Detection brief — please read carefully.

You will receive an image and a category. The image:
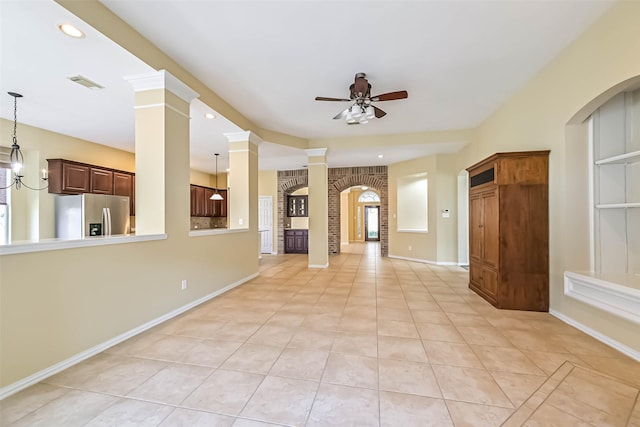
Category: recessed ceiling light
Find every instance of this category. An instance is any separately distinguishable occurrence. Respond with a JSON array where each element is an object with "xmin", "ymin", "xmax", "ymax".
[
  {"xmin": 58, "ymin": 23, "xmax": 85, "ymax": 38},
  {"xmin": 378, "ymin": 154, "xmax": 383, "ymax": 159},
  {"xmin": 205, "ymin": 113, "xmax": 215, "ymax": 119},
  {"xmin": 68, "ymin": 75, "xmax": 104, "ymax": 90}
]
